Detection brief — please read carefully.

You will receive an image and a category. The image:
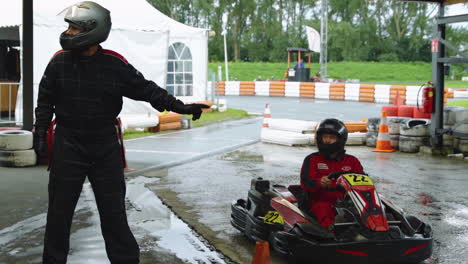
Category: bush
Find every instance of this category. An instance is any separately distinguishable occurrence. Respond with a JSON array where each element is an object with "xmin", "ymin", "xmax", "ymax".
[{"xmin": 378, "ymin": 53, "xmax": 399, "ymax": 62}]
